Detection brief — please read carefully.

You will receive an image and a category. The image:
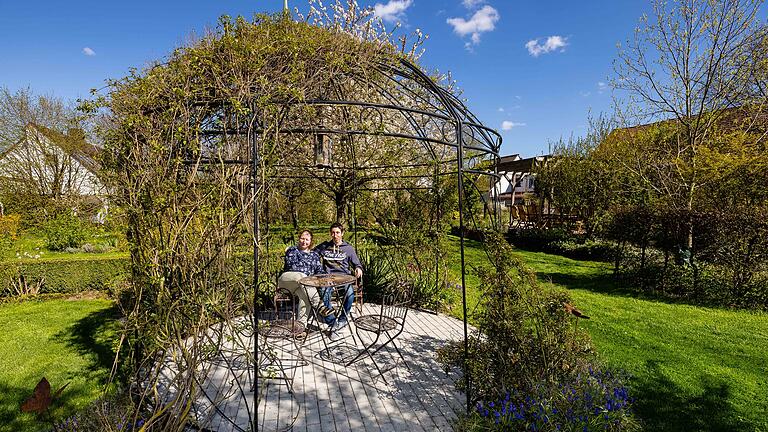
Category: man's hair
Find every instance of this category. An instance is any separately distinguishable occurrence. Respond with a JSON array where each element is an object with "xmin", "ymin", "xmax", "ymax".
[{"xmin": 330, "ymin": 222, "xmax": 344, "ymax": 232}]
